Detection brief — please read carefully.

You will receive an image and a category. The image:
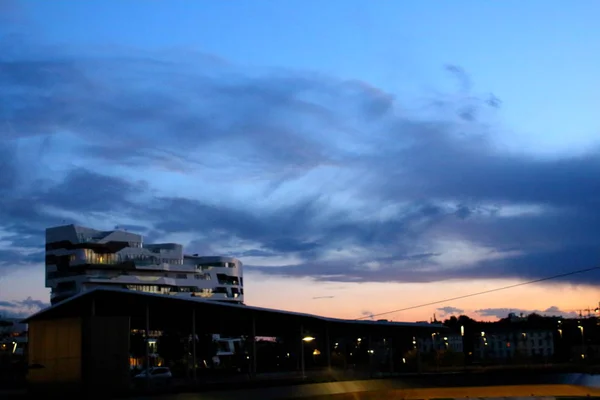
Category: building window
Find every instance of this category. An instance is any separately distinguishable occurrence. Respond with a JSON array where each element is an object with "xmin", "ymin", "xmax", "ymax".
[
  {"xmin": 83, "ymin": 249, "xmax": 118, "ymax": 265},
  {"xmin": 196, "ymin": 262, "xmax": 231, "ymax": 269},
  {"xmin": 217, "ymin": 273, "xmax": 239, "ymax": 285},
  {"xmin": 196, "ymin": 288, "xmax": 213, "ymax": 298},
  {"xmin": 213, "ymin": 287, "xmax": 229, "ymax": 296},
  {"xmin": 126, "ymin": 284, "xmax": 170, "ymax": 294}
]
